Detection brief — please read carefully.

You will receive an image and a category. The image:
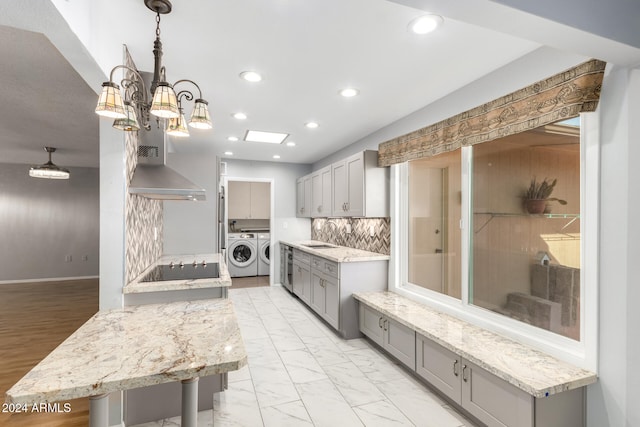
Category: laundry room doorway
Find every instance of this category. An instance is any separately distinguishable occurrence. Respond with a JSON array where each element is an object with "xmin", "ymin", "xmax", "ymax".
[{"xmin": 223, "ymin": 177, "xmax": 273, "ymax": 288}]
